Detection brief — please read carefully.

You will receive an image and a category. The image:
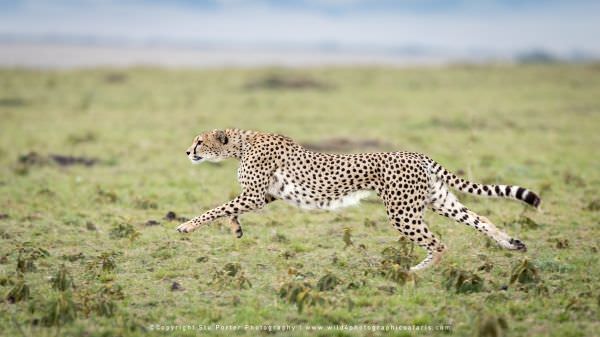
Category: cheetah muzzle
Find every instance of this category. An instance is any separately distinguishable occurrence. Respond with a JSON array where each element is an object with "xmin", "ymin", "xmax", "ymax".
[{"xmin": 179, "ymin": 129, "xmax": 540, "ymax": 271}]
